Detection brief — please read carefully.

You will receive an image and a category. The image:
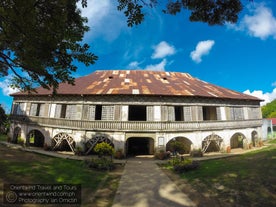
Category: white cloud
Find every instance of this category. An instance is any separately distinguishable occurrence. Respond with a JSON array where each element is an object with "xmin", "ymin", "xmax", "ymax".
[
  {"xmin": 243, "ymin": 88, "xmax": 276, "ymax": 106},
  {"xmin": 145, "ymin": 59, "xmax": 167, "ymax": 71},
  {"xmin": 190, "ymin": 40, "xmax": 215, "ymax": 63},
  {"xmin": 0, "ymin": 77, "xmax": 19, "ymax": 96},
  {"xmin": 229, "ymin": 4, "xmax": 276, "ymax": 40},
  {"xmin": 128, "ymin": 61, "xmax": 141, "ymax": 69},
  {"xmin": 78, "ymin": 0, "xmax": 126, "ymax": 41},
  {"xmin": 151, "ymin": 41, "xmax": 176, "ymax": 59}
]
